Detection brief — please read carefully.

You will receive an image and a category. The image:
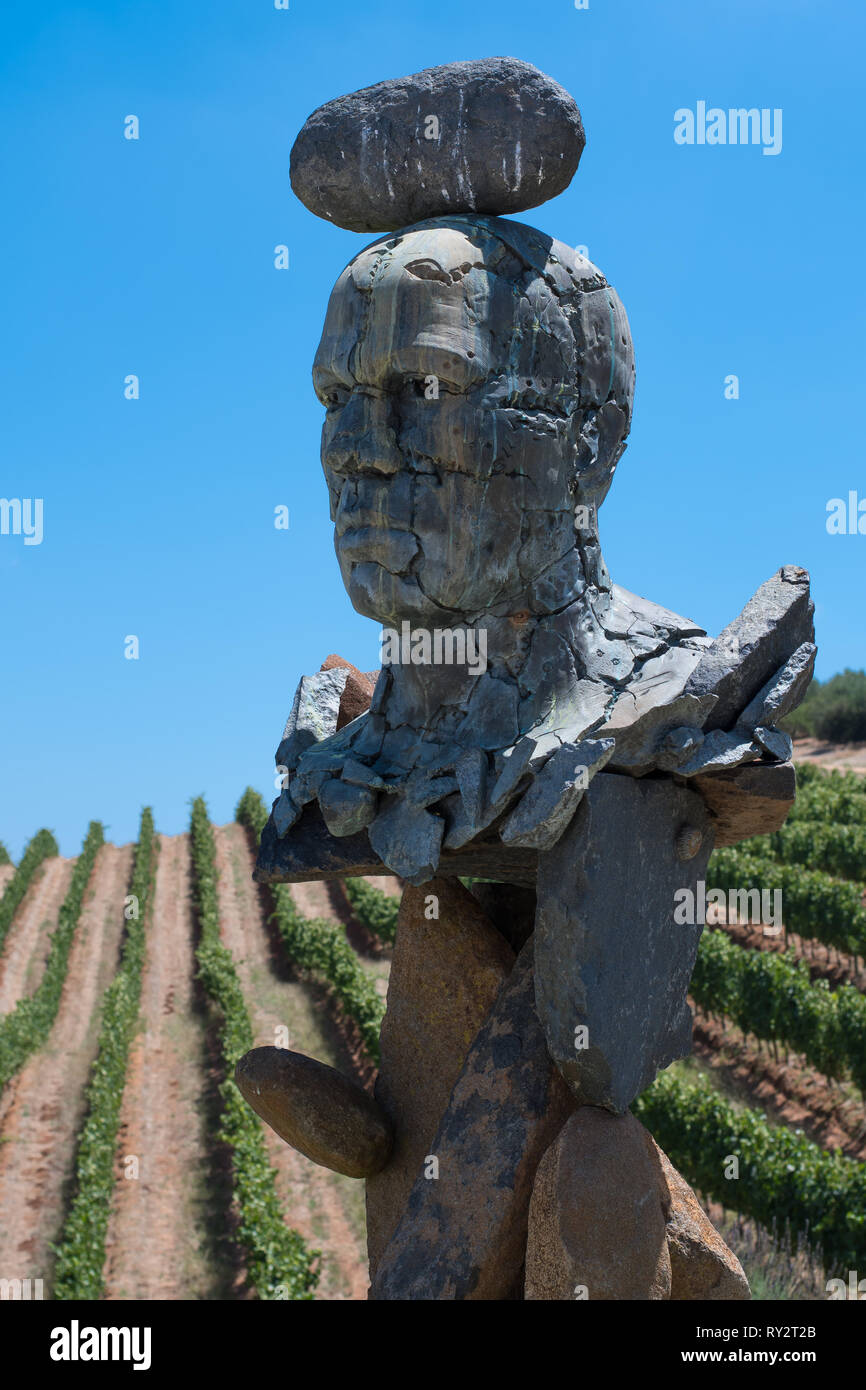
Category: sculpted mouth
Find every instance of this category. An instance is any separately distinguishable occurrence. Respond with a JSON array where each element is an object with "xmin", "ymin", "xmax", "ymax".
[{"xmin": 336, "ymin": 526, "xmax": 419, "ymax": 572}]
